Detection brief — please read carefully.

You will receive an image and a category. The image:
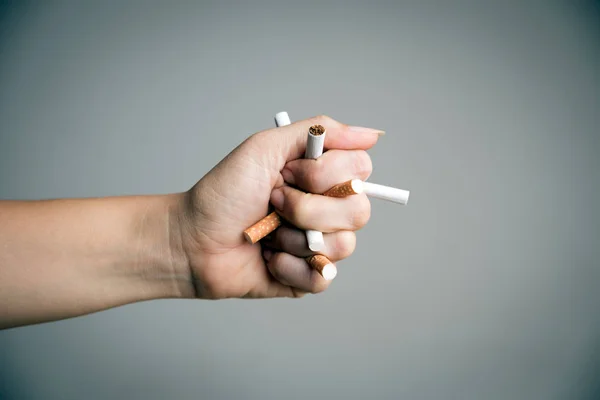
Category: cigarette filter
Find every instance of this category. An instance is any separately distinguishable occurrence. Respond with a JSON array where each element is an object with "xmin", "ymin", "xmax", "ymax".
[
  {"xmin": 322, "ymin": 179, "xmax": 364, "ymax": 197},
  {"xmin": 306, "ymin": 254, "xmax": 337, "ymax": 281},
  {"xmin": 243, "ymin": 211, "xmax": 281, "ymax": 244}
]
